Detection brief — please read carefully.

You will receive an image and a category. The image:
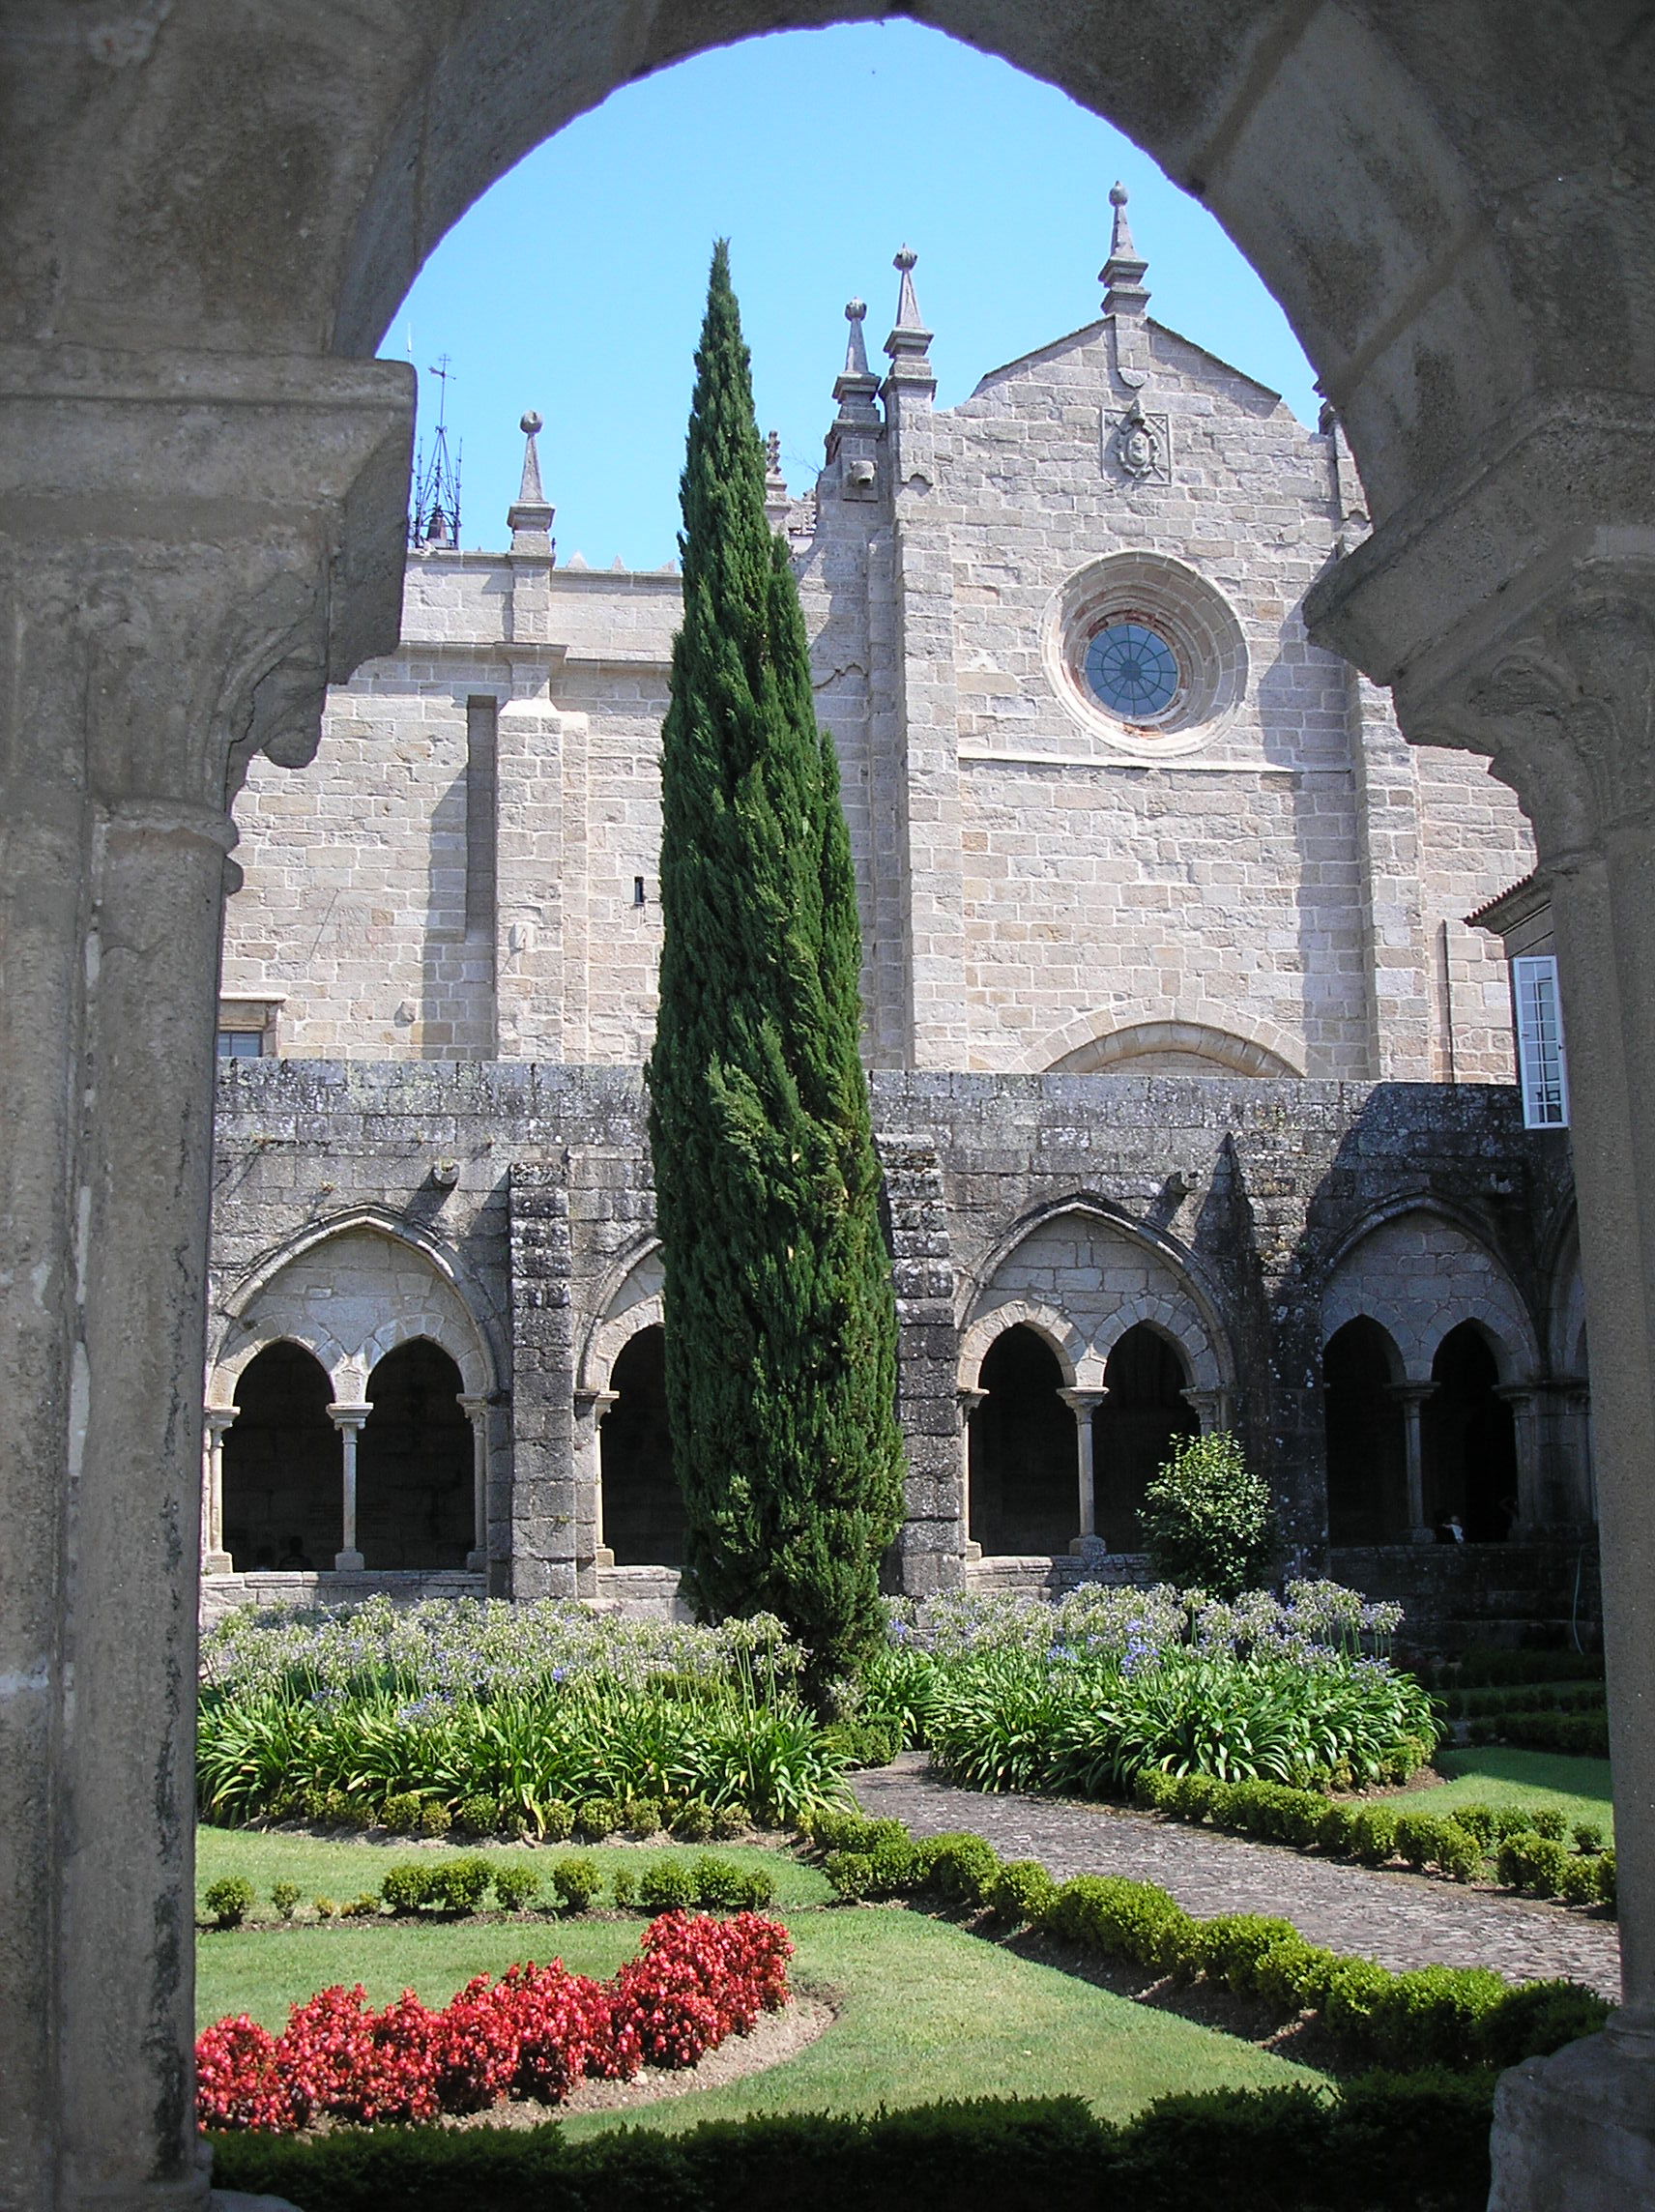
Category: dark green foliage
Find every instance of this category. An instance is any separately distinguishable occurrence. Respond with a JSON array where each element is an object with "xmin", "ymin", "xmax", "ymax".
[
  {"xmin": 1573, "ymin": 1819, "xmax": 1605, "ymax": 1855},
  {"xmin": 380, "ymin": 1790, "xmax": 424, "ymax": 1835},
  {"xmin": 647, "ymin": 242, "xmax": 905, "ymax": 1696},
  {"xmin": 1136, "ymin": 1431, "xmax": 1275, "ymax": 1598},
  {"xmin": 203, "ymin": 1876, "xmax": 255, "ymax": 1929},
  {"xmin": 1197, "ymin": 1915, "xmax": 1301, "ymax": 1997},
  {"xmin": 454, "ymin": 1793, "xmax": 500, "ymax": 1837},
  {"xmin": 915, "ymin": 1831, "xmax": 1001, "ymax": 1906},
  {"xmin": 1346, "ymin": 1805, "xmax": 1400, "ymax": 1866},
  {"xmin": 639, "ymin": 1857, "xmax": 699, "ymax": 1913},
  {"xmin": 211, "ymin": 2077, "xmax": 1498, "ymax": 2212},
  {"xmin": 493, "ymin": 1864, "xmax": 540, "ymax": 1912},
  {"xmin": 573, "ymin": 1797, "xmax": 623, "ymax": 1842},
  {"xmin": 609, "ymin": 1864, "xmax": 637, "ymax": 1911},
  {"xmin": 1476, "ymin": 1978, "xmax": 1611, "ymax": 2068},
  {"xmin": 380, "ymin": 1855, "xmax": 494, "ymax": 1917},
  {"xmin": 669, "ymin": 1797, "xmax": 716, "ymax": 1842},
  {"xmin": 986, "ymin": 1859, "xmax": 1060, "ymax": 1926},
  {"xmin": 548, "ymin": 1855, "xmax": 606, "ymax": 1914}
]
